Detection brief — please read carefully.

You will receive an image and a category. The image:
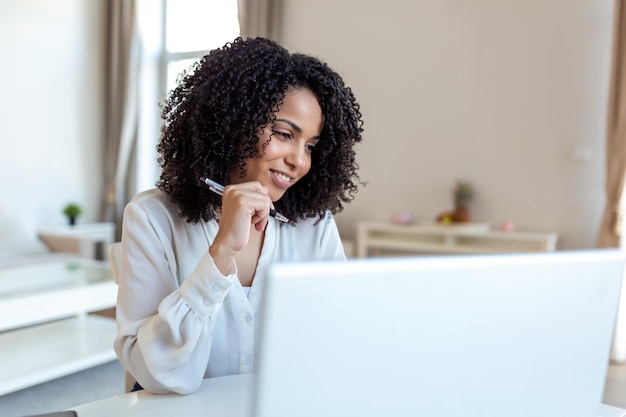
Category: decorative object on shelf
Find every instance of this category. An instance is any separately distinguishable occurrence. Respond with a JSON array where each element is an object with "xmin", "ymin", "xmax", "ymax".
[
  {"xmin": 452, "ymin": 180, "xmax": 474, "ymax": 222},
  {"xmin": 436, "ymin": 180, "xmax": 475, "ymax": 224},
  {"xmin": 63, "ymin": 203, "xmax": 83, "ymax": 226},
  {"xmin": 436, "ymin": 210, "xmax": 454, "ymax": 224},
  {"xmin": 499, "ymin": 220, "xmax": 516, "ymax": 232},
  {"xmin": 390, "ymin": 210, "xmax": 415, "ymax": 225}
]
